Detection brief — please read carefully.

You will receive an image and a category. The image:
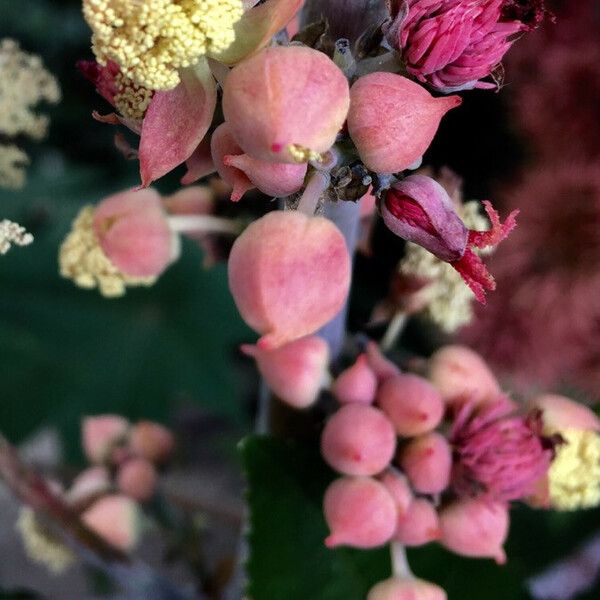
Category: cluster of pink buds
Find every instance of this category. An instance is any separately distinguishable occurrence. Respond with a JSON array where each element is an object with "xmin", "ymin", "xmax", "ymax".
[{"xmin": 321, "ymin": 343, "xmax": 600, "ymax": 595}]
